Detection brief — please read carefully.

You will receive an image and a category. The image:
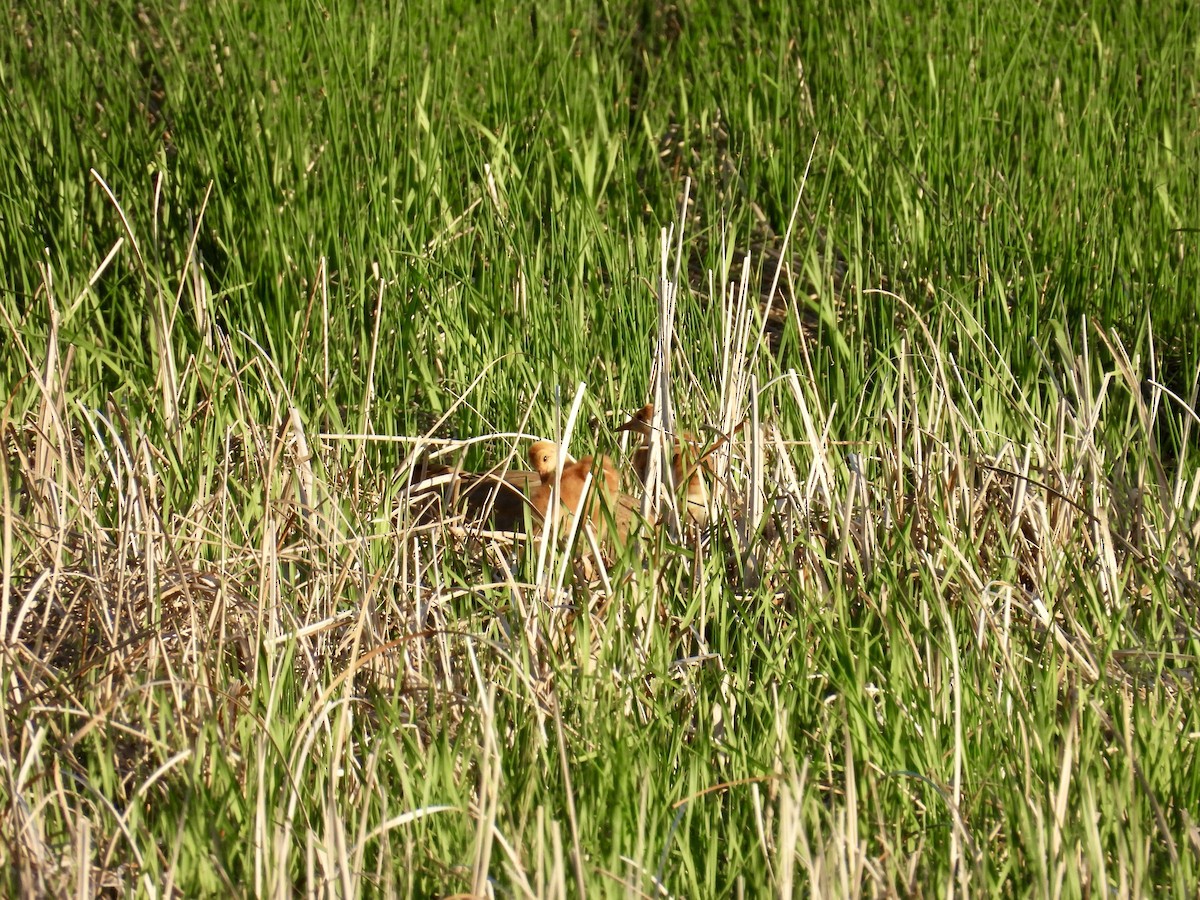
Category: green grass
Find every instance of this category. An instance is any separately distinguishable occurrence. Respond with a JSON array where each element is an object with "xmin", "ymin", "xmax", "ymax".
[{"xmin": 2, "ymin": 0, "xmax": 1199, "ymax": 895}]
